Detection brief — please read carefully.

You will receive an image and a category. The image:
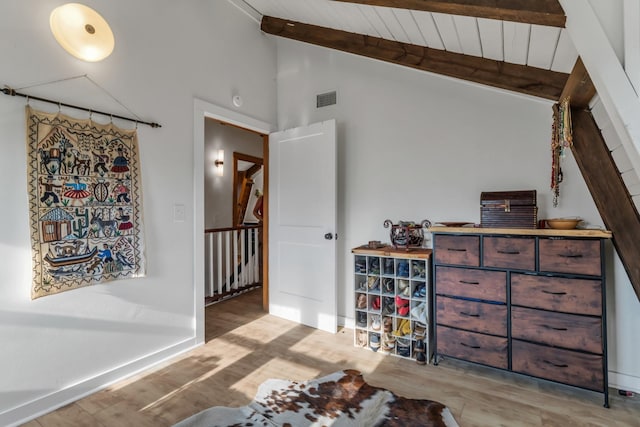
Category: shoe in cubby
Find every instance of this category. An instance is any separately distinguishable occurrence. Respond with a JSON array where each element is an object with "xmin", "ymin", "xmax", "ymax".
[
  {"xmin": 396, "ymin": 259, "xmax": 409, "ymax": 277},
  {"xmin": 382, "ymin": 277, "xmax": 394, "ymax": 294},
  {"xmin": 382, "ymin": 297, "xmax": 395, "ymax": 316},
  {"xmin": 356, "ymin": 293, "xmax": 367, "ymax": 310},
  {"xmin": 396, "ymin": 337, "xmax": 411, "ymax": 358},
  {"xmin": 355, "ymin": 256, "xmax": 367, "ymax": 274},
  {"xmin": 369, "ymin": 333, "xmax": 380, "ymax": 352},
  {"xmin": 382, "ymin": 257, "xmax": 394, "ymax": 276},
  {"xmin": 383, "ymin": 316, "xmax": 393, "ymax": 333},
  {"xmin": 381, "ymin": 333, "xmax": 396, "ymax": 353},
  {"xmin": 355, "ymin": 329, "xmax": 367, "ymax": 347},
  {"xmin": 414, "ymin": 339, "xmax": 427, "ymax": 365},
  {"xmin": 393, "ymin": 318, "xmax": 412, "ymax": 337},
  {"xmin": 367, "ymin": 276, "xmax": 380, "ymax": 292},
  {"xmin": 370, "ymin": 314, "xmax": 382, "ymax": 331},
  {"xmin": 395, "ymin": 295, "xmax": 410, "ymax": 317},
  {"xmin": 397, "ymin": 279, "xmax": 410, "ymax": 296},
  {"xmin": 413, "ymin": 321, "xmax": 427, "ymax": 340},
  {"xmin": 368, "ymin": 257, "xmax": 380, "ymax": 275},
  {"xmin": 410, "ymin": 301, "xmax": 427, "ymax": 323},
  {"xmin": 412, "ymin": 282, "xmax": 426, "ymax": 299},
  {"xmin": 356, "ymin": 311, "xmax": 367, "ymax": 328},
  {"xmin": 369, "ymin": 295, "xmax": 381, "ymax": 311},
  {"xmin": 355, "ymin": 276, "xmax": 367, "ymax": 291},
  {"xmin": 411, "ymin": 260, "xmax": 426, "ymax": 279}
]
